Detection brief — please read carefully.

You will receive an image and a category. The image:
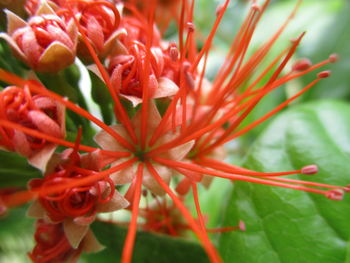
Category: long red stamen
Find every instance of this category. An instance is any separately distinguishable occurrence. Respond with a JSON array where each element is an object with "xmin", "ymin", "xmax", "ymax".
[
  {"xmin": 121, "ymin": 163, "xmax": 144, "ymax": 263},
  {"xmin": 146, "ymin": 162, "xmax": 222, "ymax": 263},
  {"xmin": 154, "ymin": 158, "xmax": 346, "ymax": 198},
  {"xmin": 0, "ymin": 119, "xmax": 129, "ymax": 158}
]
